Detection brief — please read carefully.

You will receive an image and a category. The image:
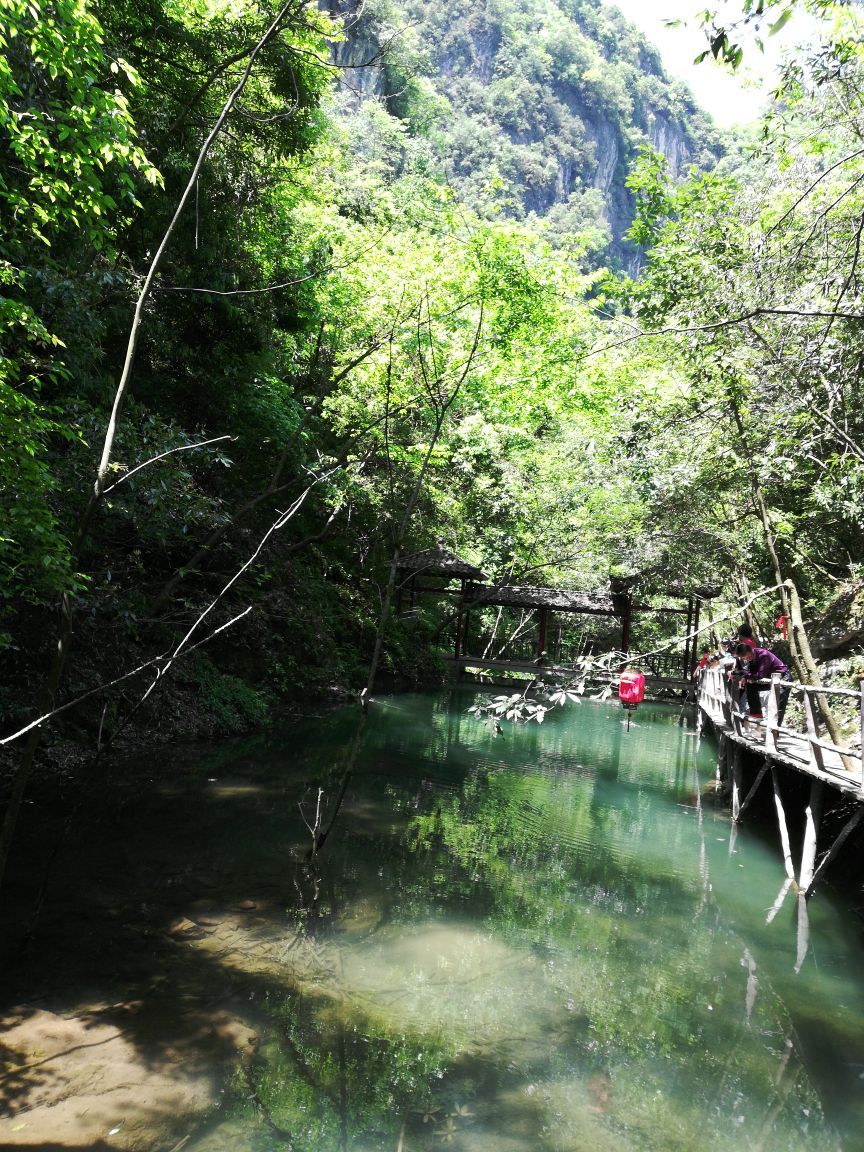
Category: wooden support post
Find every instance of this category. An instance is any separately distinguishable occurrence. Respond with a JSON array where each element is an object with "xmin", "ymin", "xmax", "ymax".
[
  {"xmin": 798, "ymin": 779, "xmax": 824, "ymax": 893},
  {"xmin": 771, "ymin": 766, "xmax": 796, "ymax": 883},
  {"xmin": 453, "ymin": 578, "xmax": 465, "ymax": 661},
  {"xmin": 717, "ymin": 734, "xmax": 728, "ymax": 790},
  {"xmin": 620, "ymin": 594, "xmax": 632, "ymax": 658},
  {"xmin": 805, "ymin": 805, "xmax": 864, "ymax": 897},
  {"xmin": 801, "ymin": 690, "xmax": 825, "ymax": 773},
  {"xmin": 766, "ymin": 877, "xmax": 793, "ymax": 924},
  {"xmin": 737, "ymin": 762, "xmax": 770, "ymax": 822},
  {"xmin": 683, "ymin": 595, "xmax": 694, "ymax": 679},
  {"xmin": 731, "ymin": 744, "xmax": 744, "ymax": 822},
  {"xmin": 795, "ymin": 892, "xmax": 811, "ymax": 974},
  {"xmin": 721, "ymin": 673, "xmax": 734, "ymax": 729},
  {"xmin": 764, "ymin": 675, "xmax": 780, "ymax": 754},
  {"xmin": 409, "ymin": 573, "xmax": 416, "ymax": 610},
  {"xmin": 463, "ymin": 607, "xmax": 471, "ymax": 660},
  {"xmin": 690, "ymin": 597, "xmax": 702, "ymax": 677},
  {"xmin": 537, "ymin": 607, "xmax": 548, "ymax": 660}
]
